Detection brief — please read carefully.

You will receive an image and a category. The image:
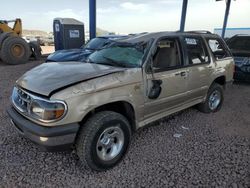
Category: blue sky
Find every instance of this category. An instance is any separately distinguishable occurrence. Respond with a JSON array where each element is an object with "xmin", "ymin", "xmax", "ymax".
[{"xmin": 2, "ymin": 0, "xmax": 250, "ymax": 33}]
